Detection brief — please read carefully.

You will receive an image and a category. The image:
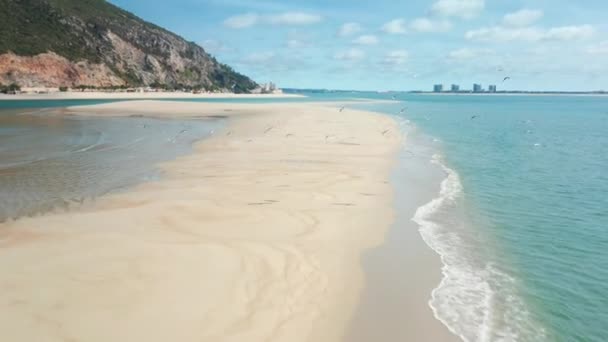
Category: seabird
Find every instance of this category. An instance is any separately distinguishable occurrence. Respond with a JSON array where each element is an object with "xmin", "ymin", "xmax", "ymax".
[
  {"xmin": 400, "ymin": 107, "xmax": 407, "ymax": 113},
  {"xmin": 471, "ymin": 115, "xmax": 478, "ymax": 120},
  {"xmin": 503, "ymin": 76, "xmax": 511, "ymax": 83},
  {"xmin": 339, "ymin": 106, "xmax": 345, "ymax": 112}
]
